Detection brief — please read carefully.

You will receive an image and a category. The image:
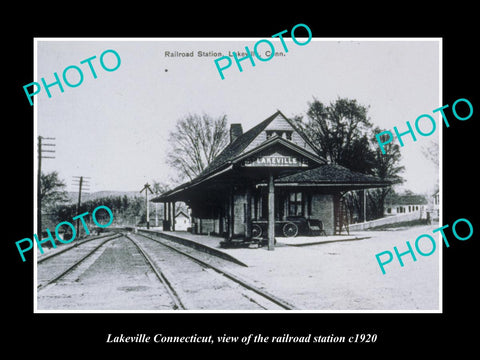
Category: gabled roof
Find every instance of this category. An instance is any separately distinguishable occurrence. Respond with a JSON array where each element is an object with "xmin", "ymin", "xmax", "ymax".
[
  {"xmin": 198, "ymin": 110, "xmax": 323, "ymax": 179},
  {"xmin": 152, "ymin": 134, "xmax": 325, "ymax": 202},
  {"xmin": 175, "ymin": 210, "xmax": 189, "ymax": 218},
  {"xmin": 232, "ymin": 133, "xmax": 325, "ymax": 167},
  {"xmin": 197, "ymin": 113, "xmax": 277, "ymax": 178}
]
